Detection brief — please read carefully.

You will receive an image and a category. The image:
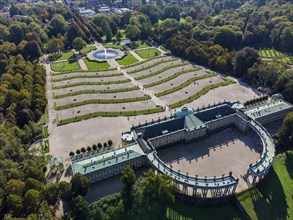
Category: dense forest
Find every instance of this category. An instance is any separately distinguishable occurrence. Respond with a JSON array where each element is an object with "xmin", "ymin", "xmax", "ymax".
[{"xmin": 0, "ymin": 0, "xmax": 292, "ymax": 218}]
